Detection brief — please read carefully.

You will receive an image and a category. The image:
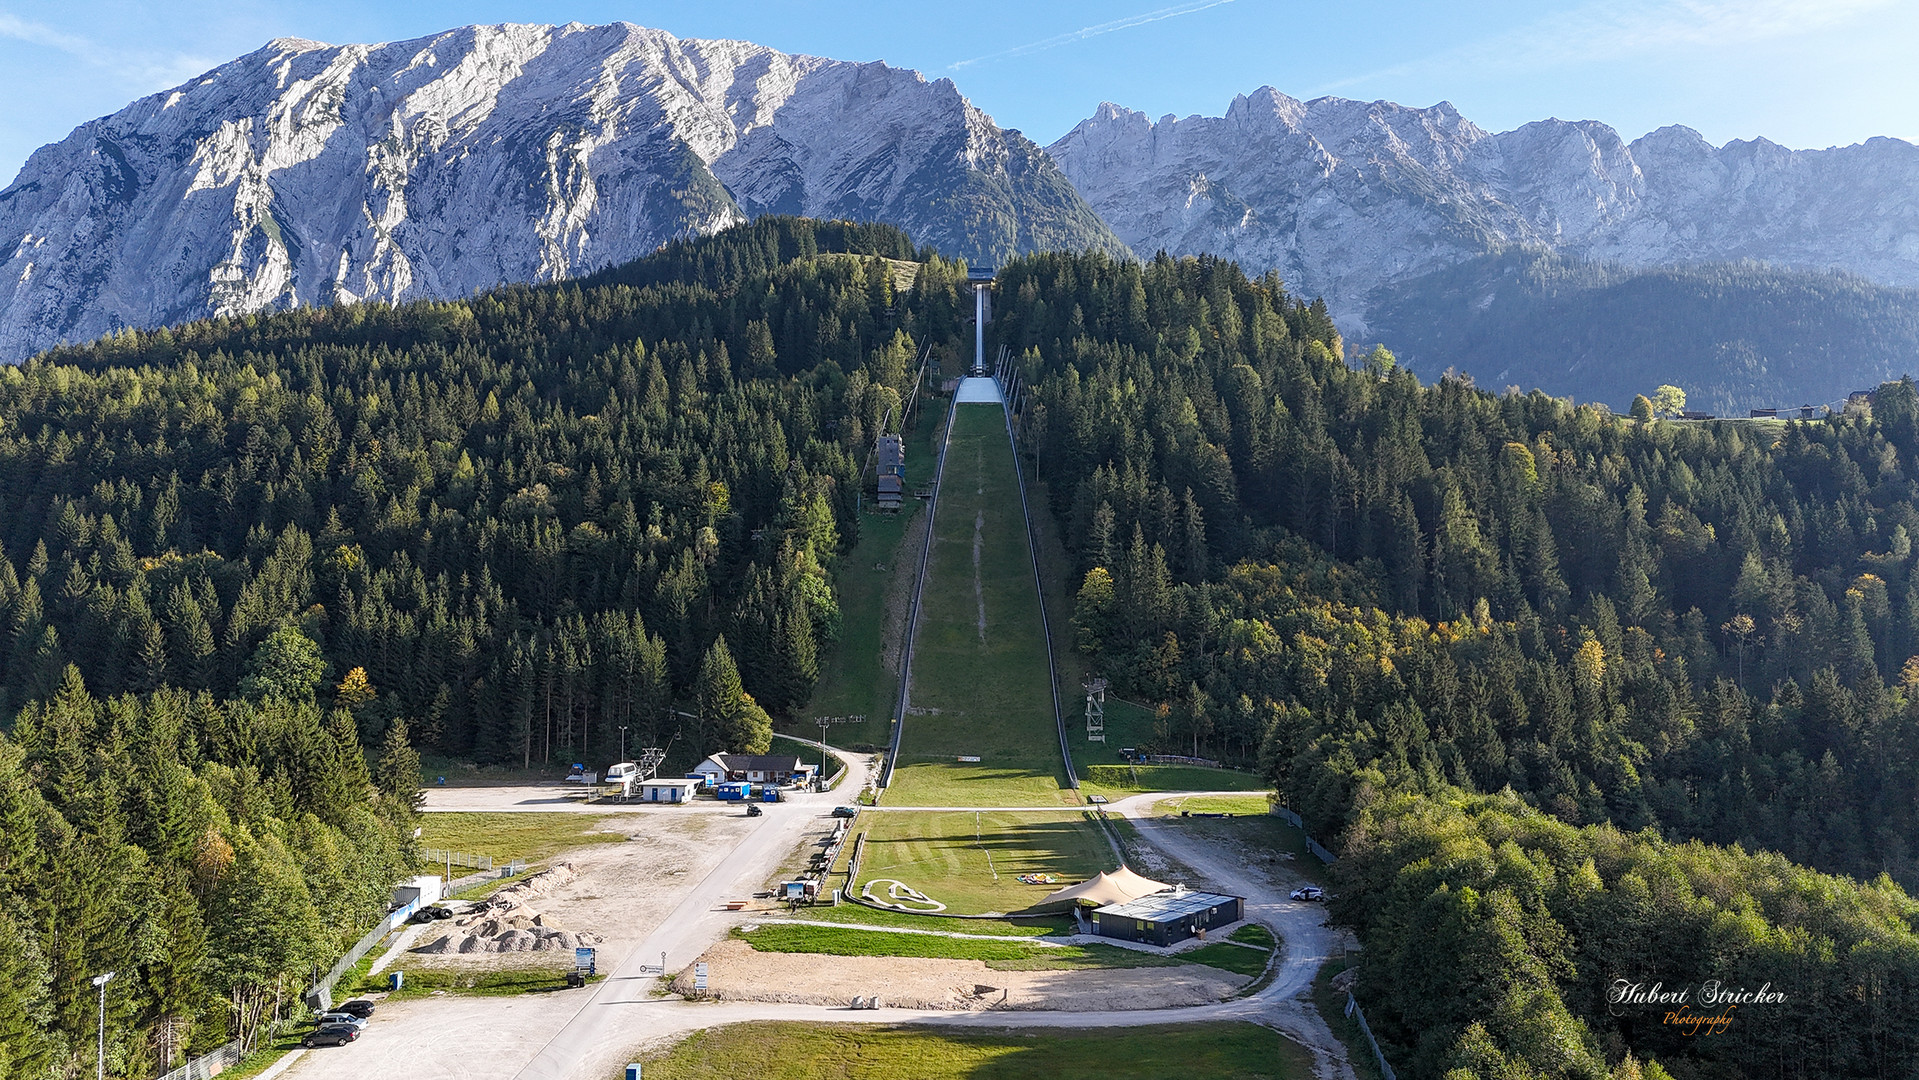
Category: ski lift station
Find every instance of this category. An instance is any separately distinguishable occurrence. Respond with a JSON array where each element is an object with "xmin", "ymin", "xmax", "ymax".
[{"xmin": 638, "ymin": 778, "xmax": 700, "ymax": 803}]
